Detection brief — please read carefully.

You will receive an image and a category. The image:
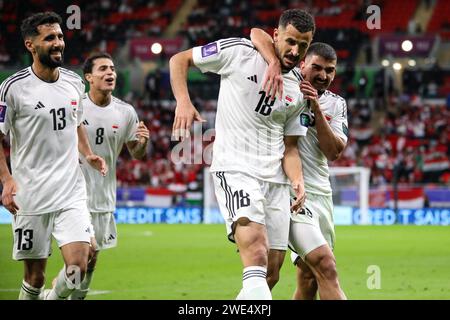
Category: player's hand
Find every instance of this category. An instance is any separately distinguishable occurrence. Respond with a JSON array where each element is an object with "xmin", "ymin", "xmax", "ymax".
[
  {"xmin": 300, "ymin": 81, "xmax": 320, "ymax": 112},
  {"xmin": 290, "ymin": 181, "xmax": 306, "ymax": 213},
  {"xmin": 86, "ymin": 155, "xmax": 108, "ymax": 176},
  {"xmin": 172, "ymin": 101, "xmax": 205, "ymax": 141},
  {"xmin": 263, "ymin": 60, "xmax": 283, "ymax": 100},
  {"xmin": 1, "ymin": 176, "xmax": 19, "ymax": 215},
  {"xmin": 136, "ymin": 121, "xmax": 150, "ymax": 145}
]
